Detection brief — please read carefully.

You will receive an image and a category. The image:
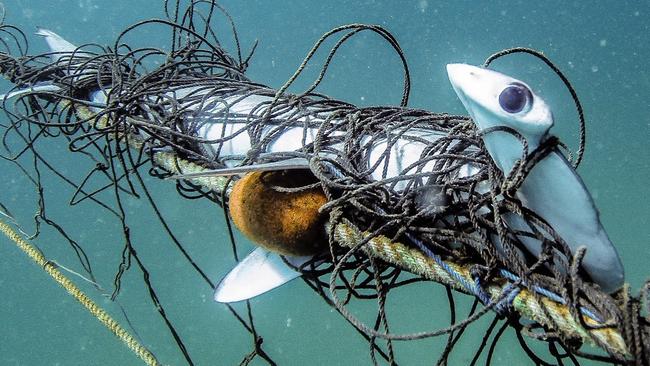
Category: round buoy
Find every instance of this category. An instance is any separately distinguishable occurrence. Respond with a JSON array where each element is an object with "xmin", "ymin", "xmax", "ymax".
[{"xmin": 228, "ymin": 170, "xmax": 328, "ymax": 256}]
